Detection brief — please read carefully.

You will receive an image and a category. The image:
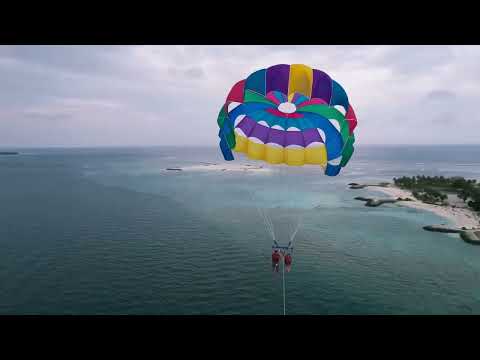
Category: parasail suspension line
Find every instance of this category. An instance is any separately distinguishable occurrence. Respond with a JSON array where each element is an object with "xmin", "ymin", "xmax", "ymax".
[{"xmin": 282, "ymin": 253, "xmax": 286, "ymax": 316}]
